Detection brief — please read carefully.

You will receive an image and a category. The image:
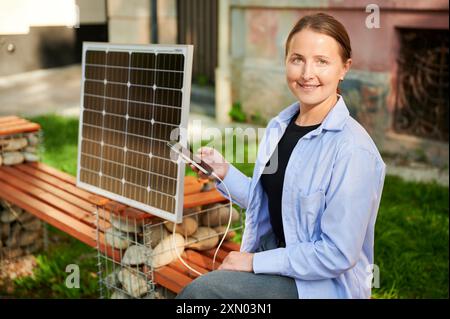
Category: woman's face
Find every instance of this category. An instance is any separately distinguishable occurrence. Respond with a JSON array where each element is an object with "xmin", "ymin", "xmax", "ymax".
[{"xmin": 286, "ymin": 28, "xmax": 351, "ymax": 108}]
